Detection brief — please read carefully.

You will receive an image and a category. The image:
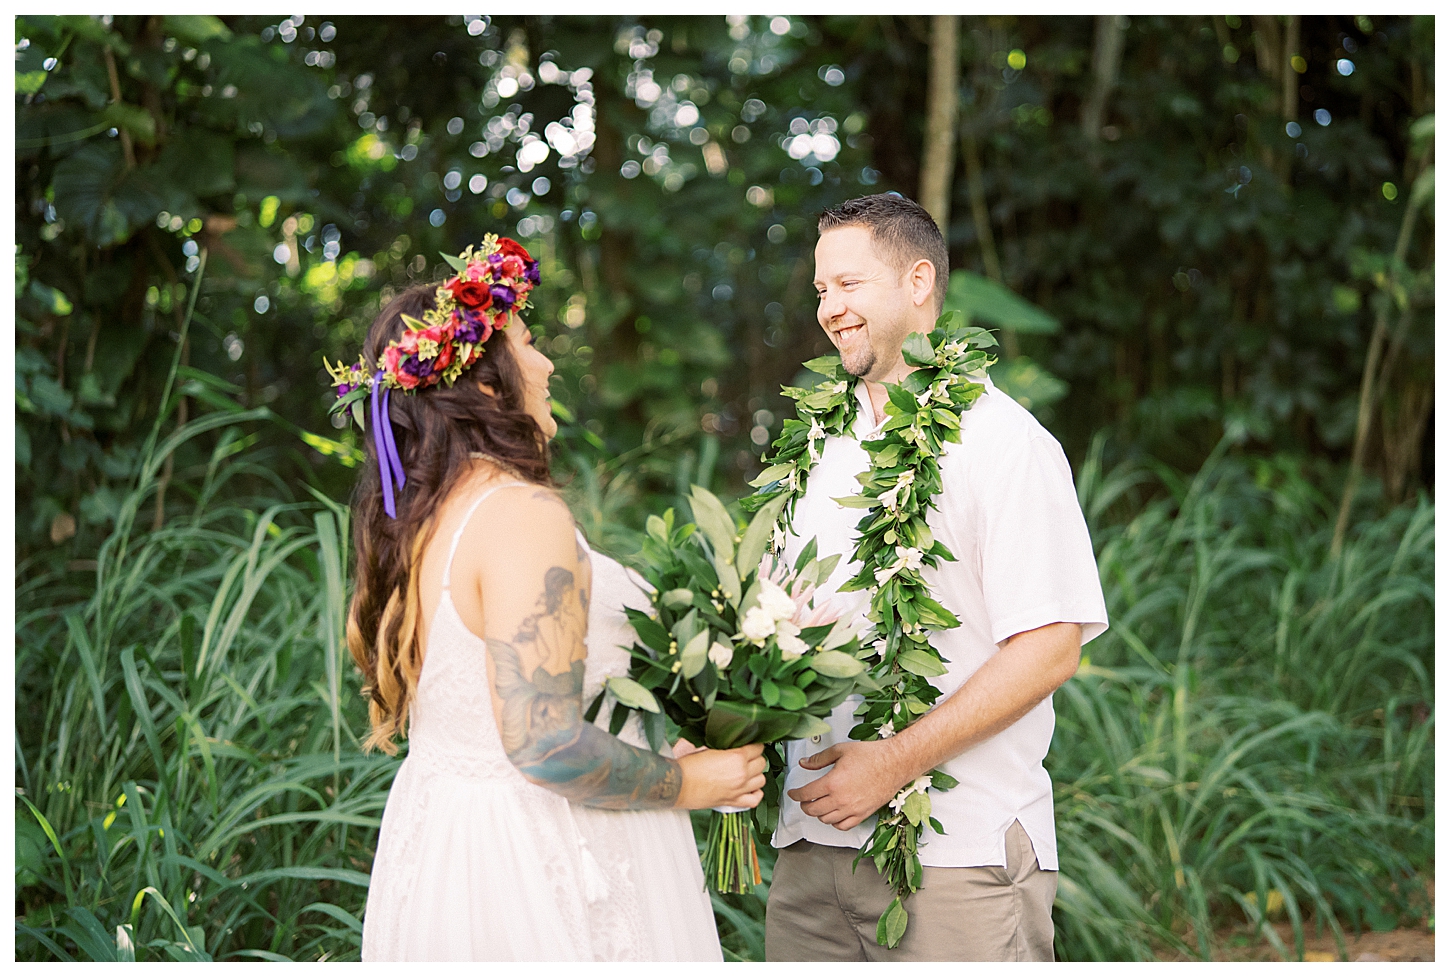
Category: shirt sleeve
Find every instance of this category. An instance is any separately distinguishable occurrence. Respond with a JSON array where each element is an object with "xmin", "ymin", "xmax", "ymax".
[{"xmin": 976, "ymin": 434, "xmax": 1108, "ymax": 646}]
